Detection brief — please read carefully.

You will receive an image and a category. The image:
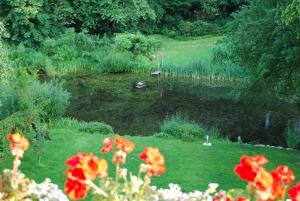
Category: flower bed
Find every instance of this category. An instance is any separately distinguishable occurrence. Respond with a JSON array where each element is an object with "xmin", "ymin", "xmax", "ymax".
[{"xmin": 1, "ymin": 133, "xmax": 300, "ymax": 201}]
